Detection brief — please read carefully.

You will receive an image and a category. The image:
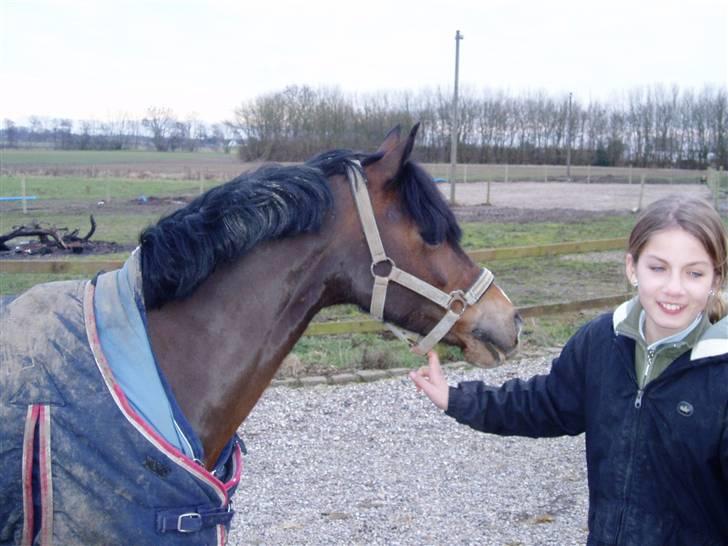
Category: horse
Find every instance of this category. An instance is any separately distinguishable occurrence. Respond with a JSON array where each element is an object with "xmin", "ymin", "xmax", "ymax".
[{"xmin": 0, "ymin": 124, "xmax": 521, "ymax": 545}]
